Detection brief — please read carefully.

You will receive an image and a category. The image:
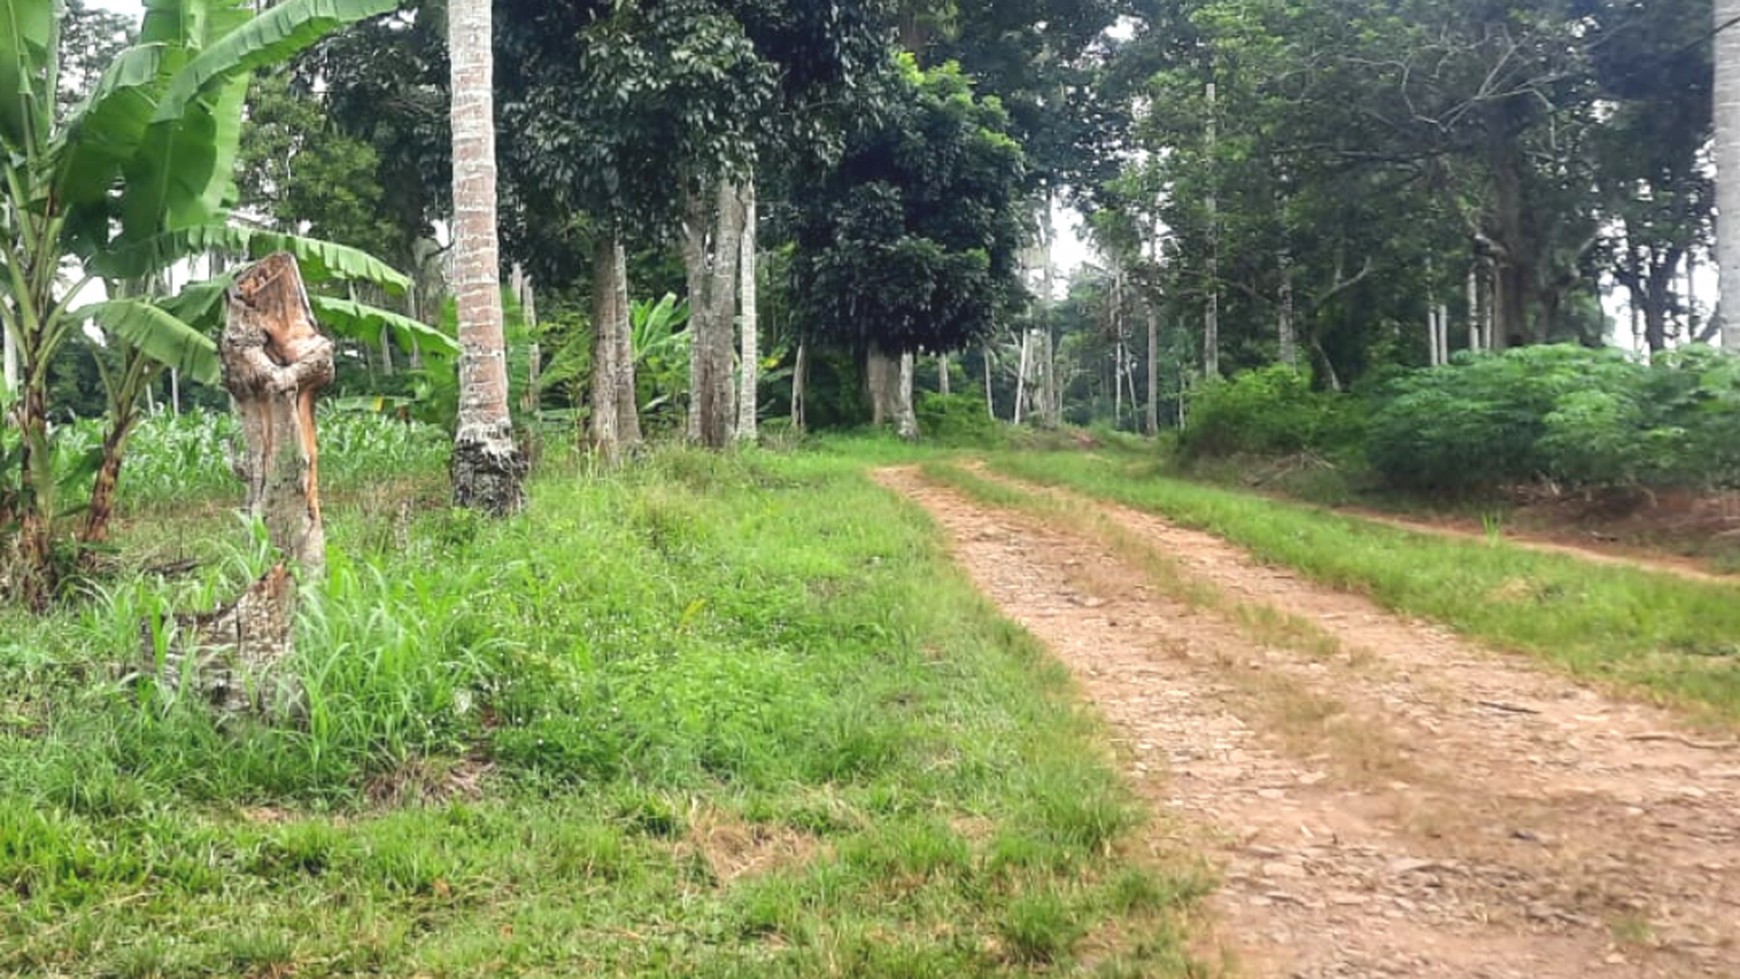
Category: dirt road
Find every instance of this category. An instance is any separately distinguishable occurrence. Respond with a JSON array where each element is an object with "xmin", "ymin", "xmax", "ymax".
[{"xmin": 876, "ymin": 467, "xmax": 1740, "ymax": 979}]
